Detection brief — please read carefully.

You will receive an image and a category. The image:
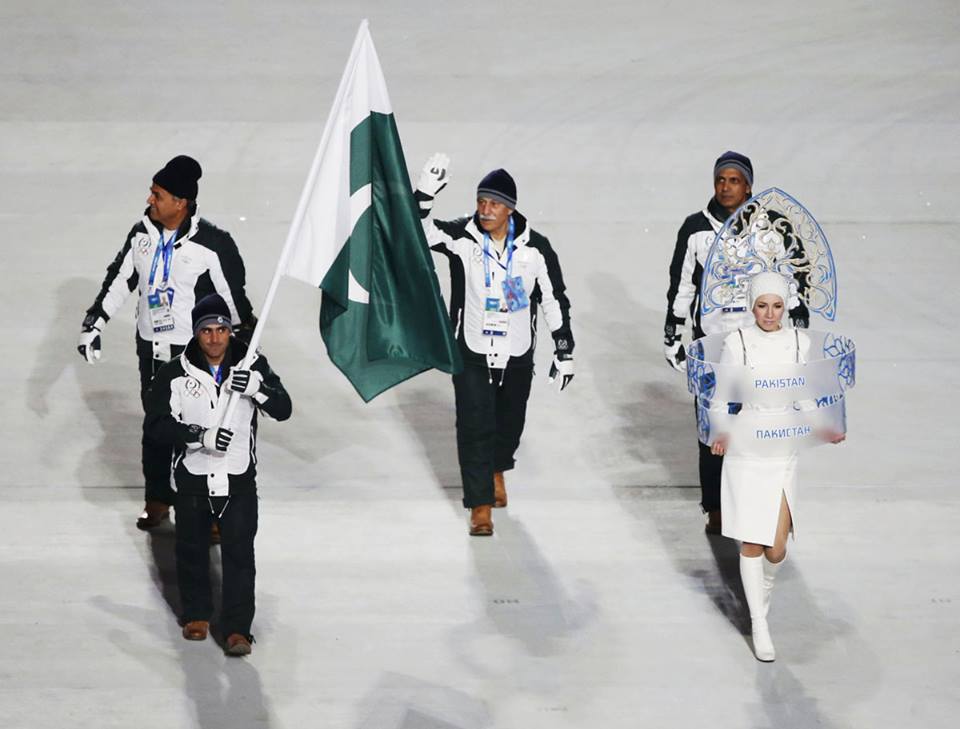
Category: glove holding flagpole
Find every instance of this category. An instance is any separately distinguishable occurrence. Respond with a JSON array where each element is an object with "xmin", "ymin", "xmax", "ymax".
[{"xmin": 219, "ymin": 20, "xmax": 461, "ymax": 430}]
